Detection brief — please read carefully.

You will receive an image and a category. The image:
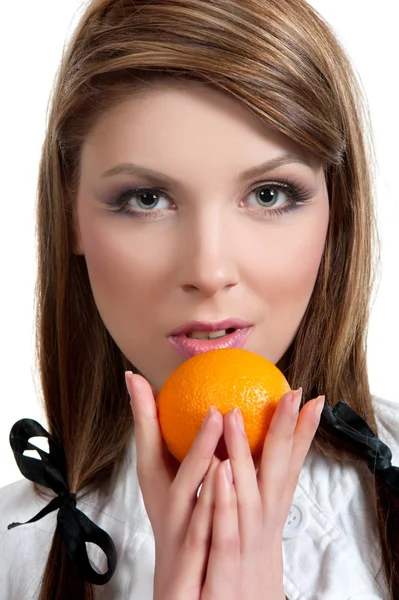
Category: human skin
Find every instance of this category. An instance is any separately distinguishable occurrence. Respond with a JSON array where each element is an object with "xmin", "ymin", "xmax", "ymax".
[
  {"xmin": 73, "ymin": 82, "xmax": 330, "ymax": 391},
  {"xmin": 73, "ymin": 82, "xmax": 328, "ymax": 599}
]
